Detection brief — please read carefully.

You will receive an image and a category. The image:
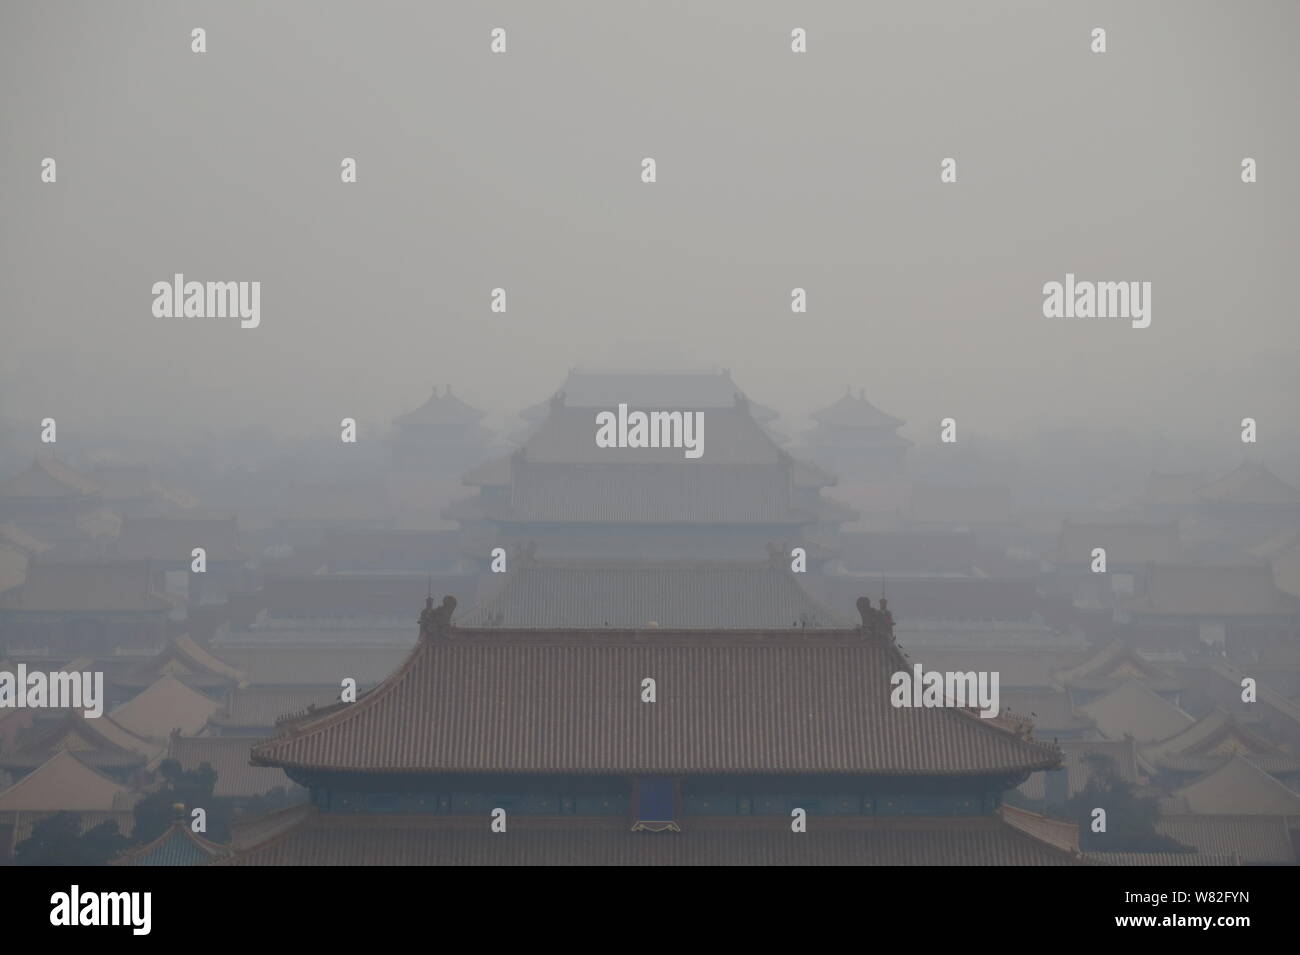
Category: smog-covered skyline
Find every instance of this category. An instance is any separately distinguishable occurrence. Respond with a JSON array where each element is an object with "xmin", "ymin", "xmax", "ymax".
[{"xmin": 3, "ymin": 0, "xmax": 1298, "ymax": 452}]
